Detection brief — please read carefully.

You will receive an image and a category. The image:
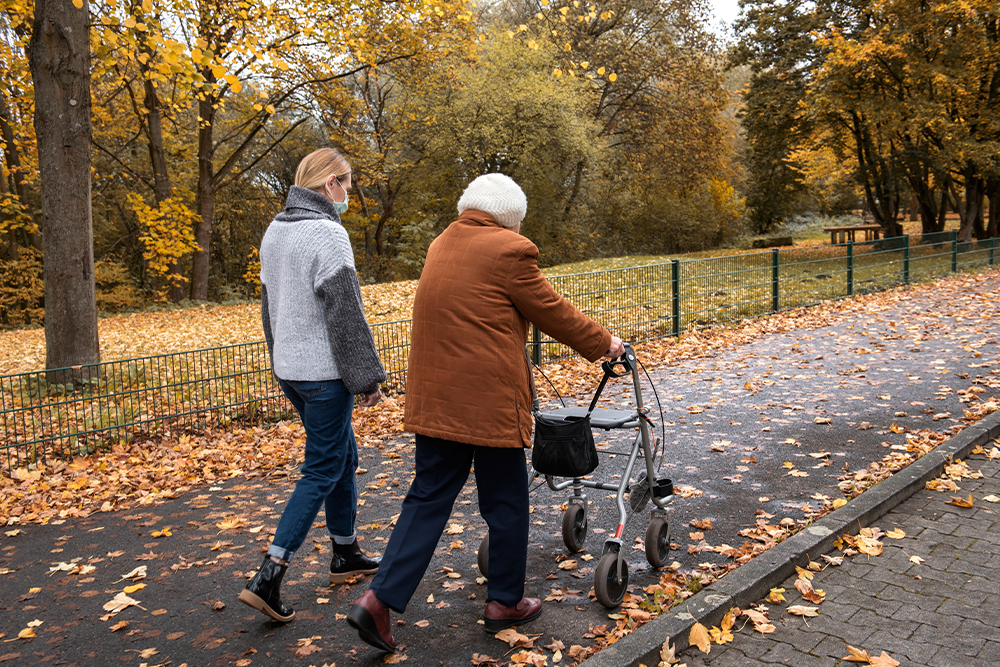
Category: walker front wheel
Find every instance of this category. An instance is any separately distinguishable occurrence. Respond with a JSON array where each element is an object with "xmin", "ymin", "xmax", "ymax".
[
  {"xmin": 561, "ymin": 503, "xmax": 588, "ymax": 553},
  {"xmin": 644, "ymin": 516, "xmax": 671, "ymax": 569},
  {"xmin": 477, "ymin": 534, "xmax": 489, "ymax": 579},
  {"xmin": 594, "ymin": 552, "xmax": 629, "ymax": 608}
]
